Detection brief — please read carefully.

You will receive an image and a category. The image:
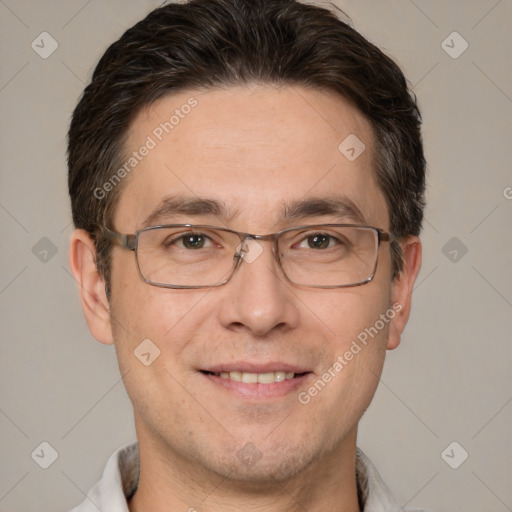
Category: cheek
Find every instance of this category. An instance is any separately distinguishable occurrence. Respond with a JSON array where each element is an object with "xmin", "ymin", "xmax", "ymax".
[
  {"xmin": 310, "ymin": 283, "xmax": 391, "ymax": 344},
  {"xmin": 108, "ymin": 279, "xmax": 208, "ymax": 426},
  {"xmin": 112, "ymin": 288, "xmax": 208, "ymax": 354},
  {"xmin": 109, "ymin": 251, "xmax": 209, "ymax": 360},
  {"xmin": 307, "ymin": 287, "xmax": 391, "ymax": 399}
]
